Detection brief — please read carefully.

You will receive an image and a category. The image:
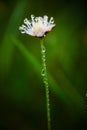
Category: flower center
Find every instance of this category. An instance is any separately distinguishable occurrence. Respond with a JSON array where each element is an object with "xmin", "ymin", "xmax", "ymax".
[{"xmin": 34, "ymin": 25, "xmax": 43, "ymax": 33}]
